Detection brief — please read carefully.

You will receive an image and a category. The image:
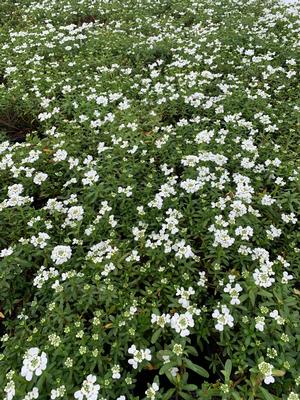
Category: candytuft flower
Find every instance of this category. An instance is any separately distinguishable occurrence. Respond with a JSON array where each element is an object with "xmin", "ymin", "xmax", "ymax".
[
  {"xmin": 51, "ymin": 245, "xmax": 72, "ymax": 265},
  {"xmin": 21, "ymin": 348, "xmax": 47, "ymax": 381},
  {"xmin": 74, "ymin": 375, "xmax": 100, "ymax": 400}
]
